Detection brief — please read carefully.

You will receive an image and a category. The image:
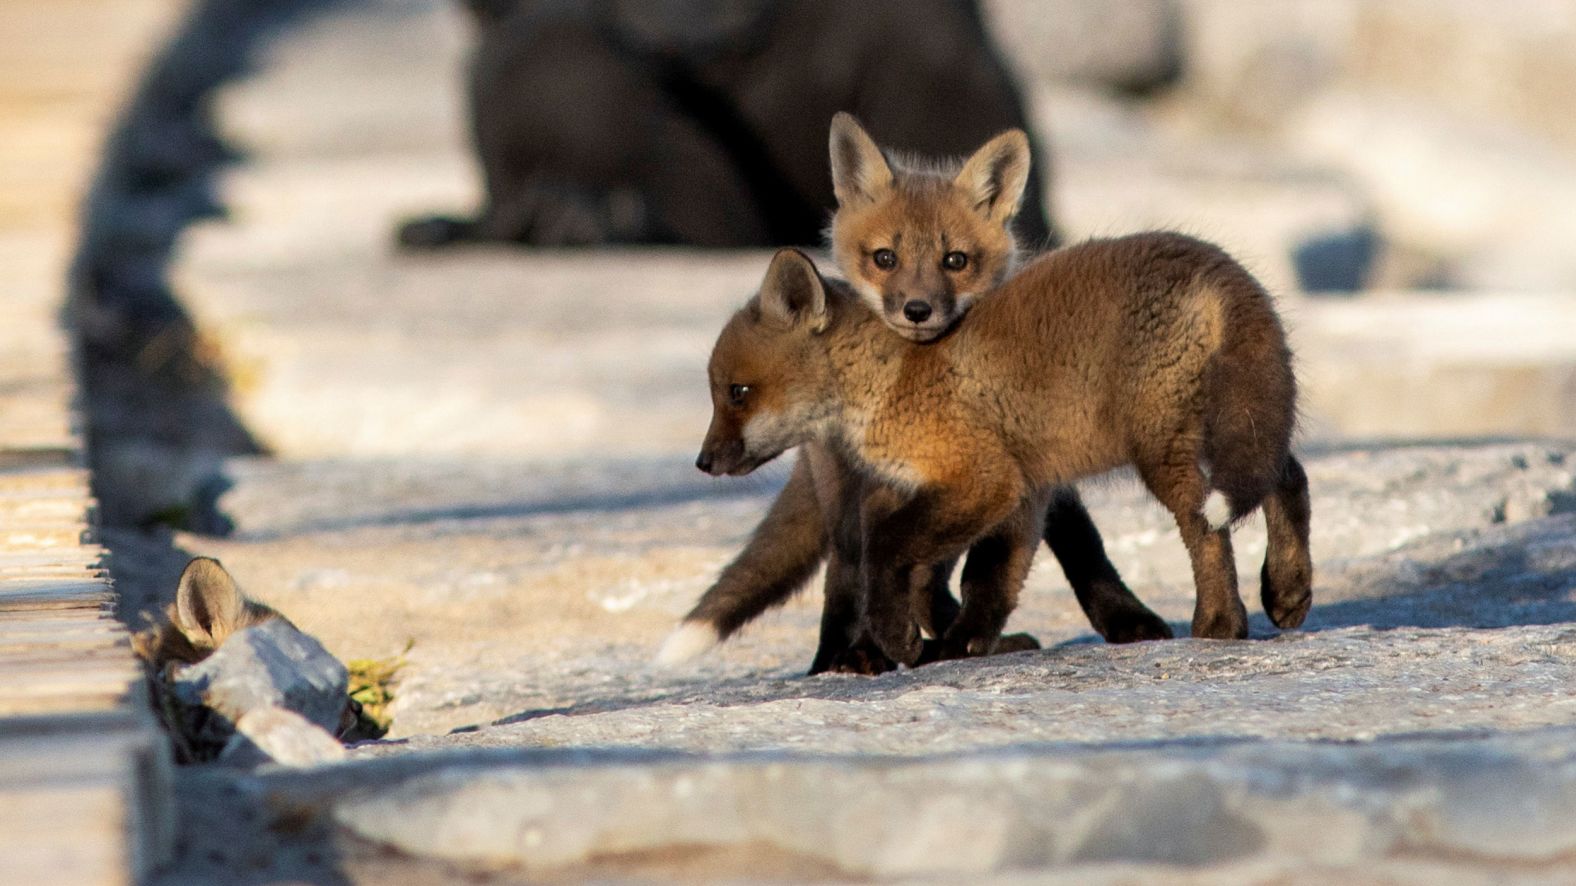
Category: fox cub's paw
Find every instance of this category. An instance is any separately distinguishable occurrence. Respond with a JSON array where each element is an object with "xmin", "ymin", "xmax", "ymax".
[
  {"xmin": 824, "ymin": 635, "xmax": 898, "ymax": 676},
  {"xmin": 1101, "ymin": 607, "xmax": 1175, "ymax": 644},
  {"xmin": 869, "ymin": 619, "xmax": 923, "ymax": 668},
  {"xmin": 990, "ymin": 632, "xmax": 1042, "ymax": 654}
]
